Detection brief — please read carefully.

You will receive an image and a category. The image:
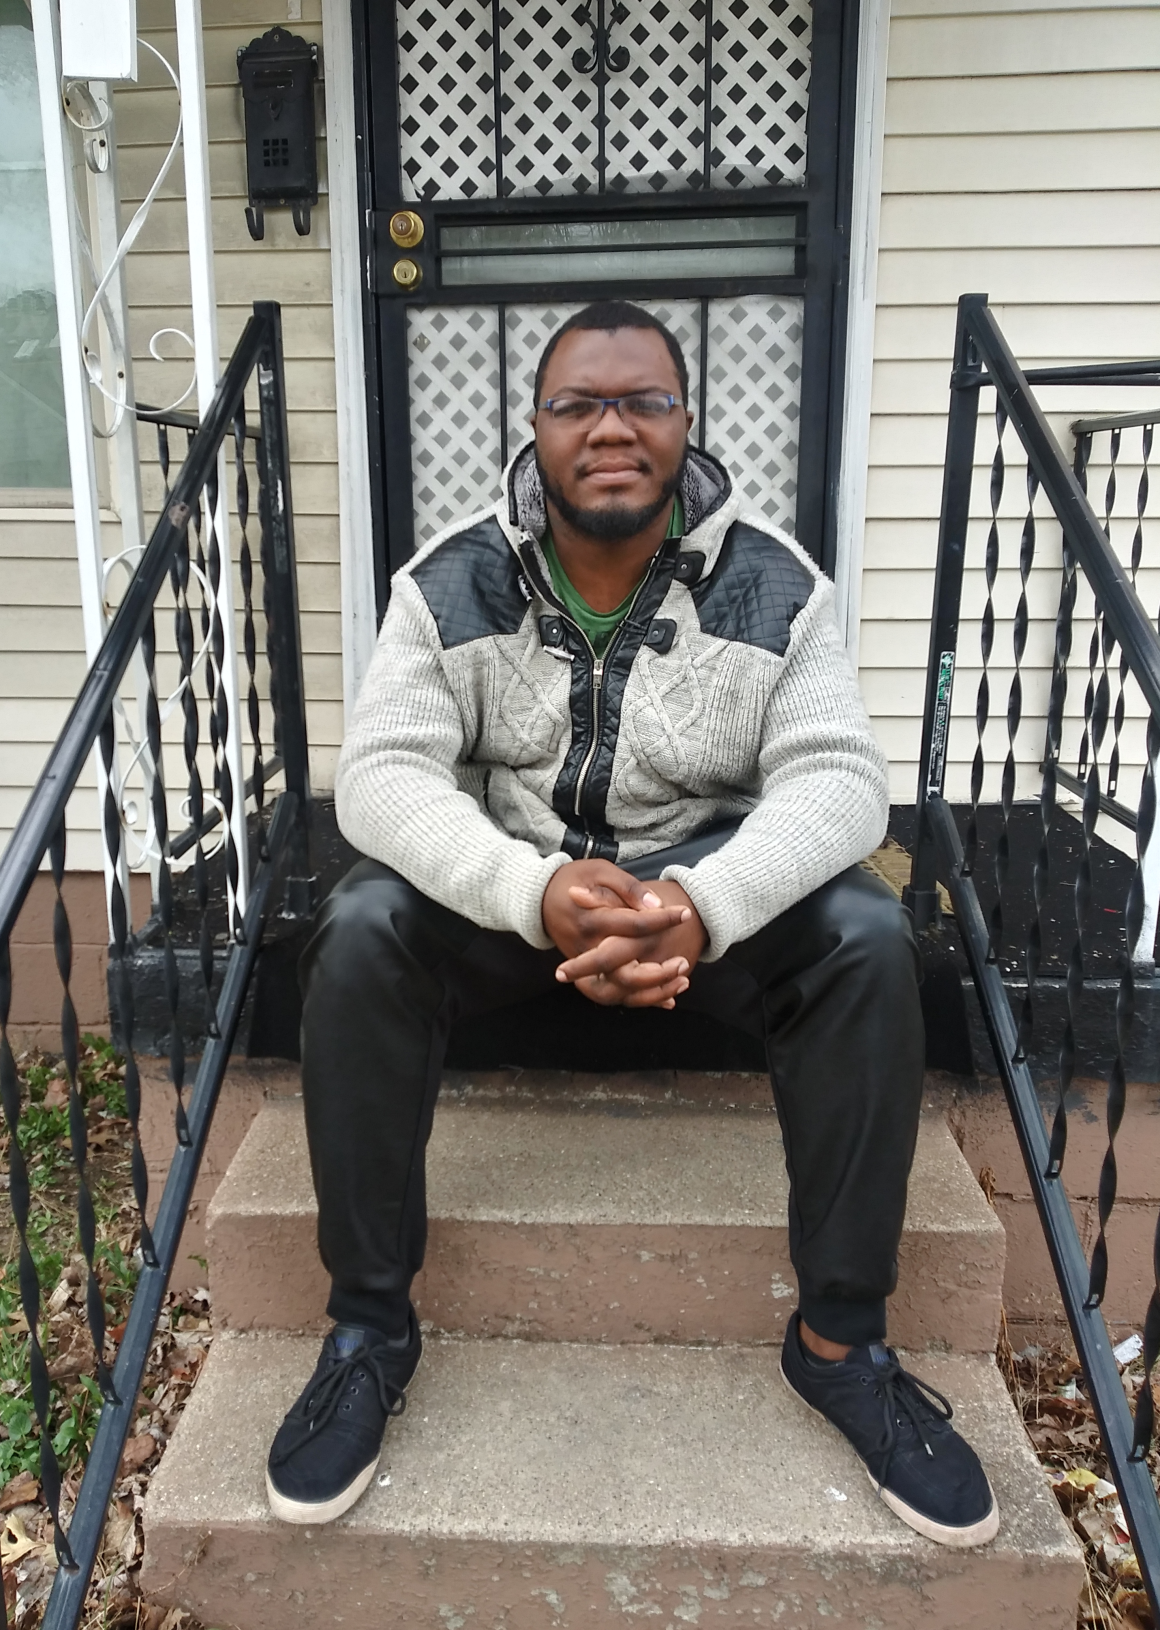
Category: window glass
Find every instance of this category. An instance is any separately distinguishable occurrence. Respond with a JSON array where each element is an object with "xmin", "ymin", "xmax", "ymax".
[
  {"xmin": 0, "ymin": 0, "xmax": 70, "ymax": 492},
  {"xmin": 440, "ymin": 214, "xmax": 799, "ymax": 288}
]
